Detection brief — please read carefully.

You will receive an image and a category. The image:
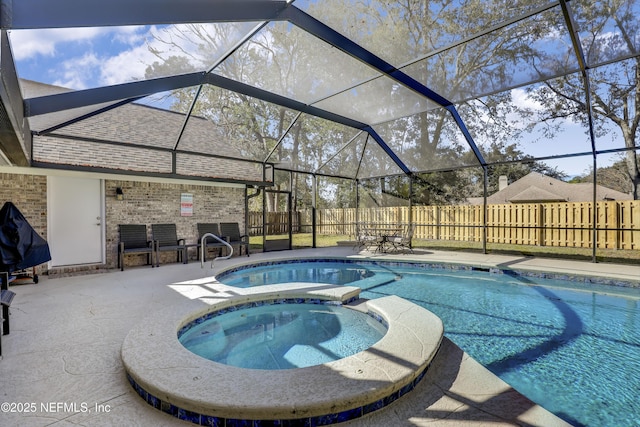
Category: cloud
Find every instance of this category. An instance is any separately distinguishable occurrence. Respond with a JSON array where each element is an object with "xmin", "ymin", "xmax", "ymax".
[
  {"xmin": 110, "ymin": 26, "xmax": 148, "ymax": 46},
  {"xmin": 511, "ymin": 87, "xmax": 542, "ymax": 111},
  {"xmin": 98, "ymin": 24, "xmax": 214, "ymax": 85},
  {"xmin": 12, "ymin": 26, "xmax": 158, "ymax": 89},
  {"xmin": 9, "ymin": 27, "xmax": 108, "ymax": 61},
  {"xmin": 100, "ymin": 43, "xmax": 156, "ymax": 85},
  {"xmin": 12, "ymin": 22, "xmax": 259, "ymax": 91},
  {"xmin": 12, "ymin": 24, "xmax": 211, "ymax": 89},
  {"xmin": 52, "ymin": 52, "xmax": 102, "ymax": 89}
]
